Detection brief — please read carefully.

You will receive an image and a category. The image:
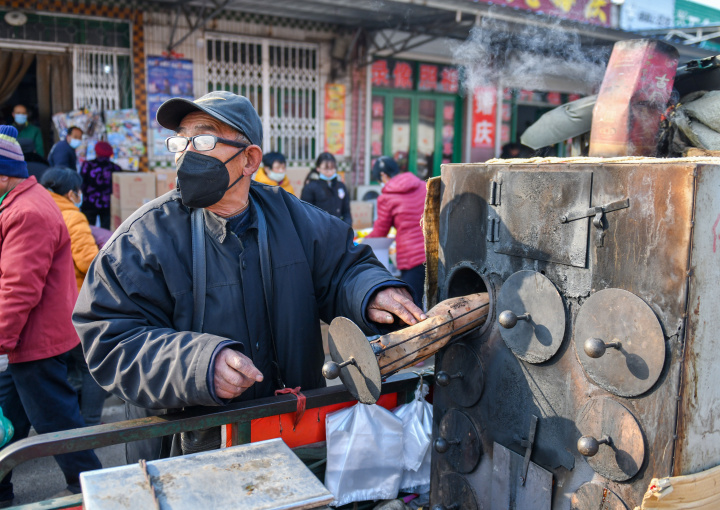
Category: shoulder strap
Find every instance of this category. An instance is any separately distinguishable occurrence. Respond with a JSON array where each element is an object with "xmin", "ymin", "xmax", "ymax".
[
  {"xmin": 191, "ymin": 208, "xmax": 206, "ymax": 333},
  {"xmin": 254, "ymin": 199, "xmax": 285, "ymax": 389}
]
